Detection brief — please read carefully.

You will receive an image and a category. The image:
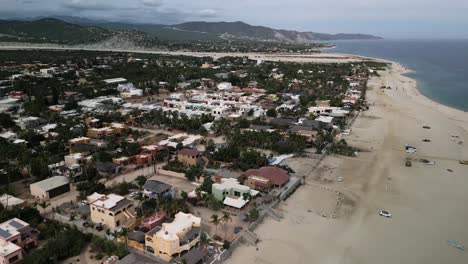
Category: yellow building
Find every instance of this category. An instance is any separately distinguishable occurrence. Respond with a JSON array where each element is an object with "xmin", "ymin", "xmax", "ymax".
[
  {"xmin": 144, "ymin": 212, "xmax": 201, "ymax": 261},
  {"xmin": 87, "ymin": 193, "xmax": 135, "ymax": 230}
]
